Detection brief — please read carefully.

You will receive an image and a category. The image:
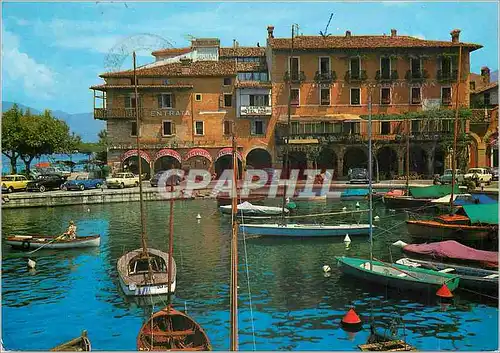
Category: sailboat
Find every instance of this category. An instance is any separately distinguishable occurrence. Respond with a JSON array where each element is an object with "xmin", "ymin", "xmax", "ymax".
[
  {"xmin": 336, "ymin": 89, "xmax": 460, "ymax": 294},
  {"xmin": 239, "ymin": 24, "xmax": 371, "ymax": 238},
  {"xmin": 117, "ymin": 52, "xmax": 175, "ymax": 297},
  {"xmin": 136, "ymin": 169, "xmax": 211, "ymax": 350}
]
